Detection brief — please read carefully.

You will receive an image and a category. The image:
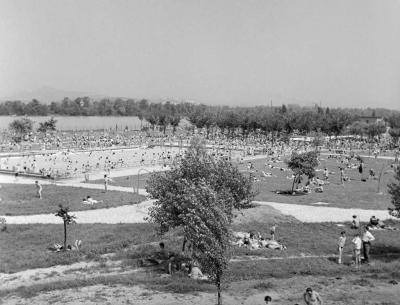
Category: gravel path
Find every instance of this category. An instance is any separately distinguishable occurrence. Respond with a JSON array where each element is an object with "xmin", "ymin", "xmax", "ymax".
[
  {"xmin": 253, "ymin": 201, "xmax": 396, "ymax": 223},
  {"xmin": 2, "ymin": 199, "xmax": 154, "ymax": 224},
  {"xmin": 3, "ymin": 199, "xmax": 396, "ymax": 224}
]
